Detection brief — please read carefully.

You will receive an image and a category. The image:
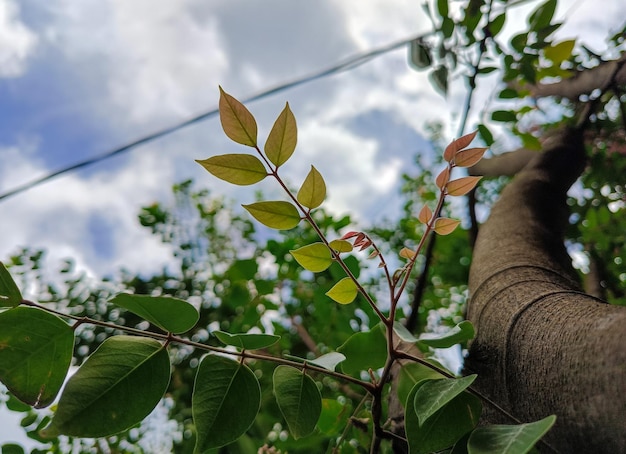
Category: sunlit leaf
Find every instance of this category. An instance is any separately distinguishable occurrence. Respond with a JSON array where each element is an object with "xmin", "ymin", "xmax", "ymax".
[
  {"xmin": 219, "ymin": 87, "xmax": 257, "ymax": 146},
  {"xmin": 434, "ymin": 218, "xmax": 460, "ymax": 236},
  {"xmin": 0, "ymin": 307, "xmax": 73, "ymax": 408},
  {"xmin": 42, "ymin": 336, "xmax": 170, "ymax": 438},
  {"xmin": 329, "ymin": 239, "xmax": 353, "ymax": 253},
  {"xmin": 446, "ymin": 176, "xmax": 482, "ymax": 196},
  {"xmin": 418, "ymin": 321, "xmax": 475, "ymax": 349},
  {"xmin": 455, "ymin": 148, "xmax": 488, "ymax": 168},
  {"xmin": 399, "ymin": 247, "xmax": 417, "ymax": 260},
  {"xmin": 110, "ymin": 293, "xmax": 199, "ymax": 334},
  {"xmin": 544, "ymin": 39, "xmax": 576, "ymax": 64},
  {"xmin": 213, "ymin": 331, "xmax": 280, "ymax": 350},
  {"xmin": 309, "ymin": 352, "xmax": 346, "ymax": 371},
  {"xmin": 193, "ymin": 355, "xmax": 261, "ymax": 452},
  {"xmin": 0, "ymin": 262, "xmax": 22, "ymax": 307},
  {"xmin": 467, "ymin": 415, "xmax": 556, "ymax": 454},
  {"xmin": 418, "ymin": 205, "xmax": 433, "ymax": 225},
  {"xmin": 290, "ymin": 243, "xmax": 333, "ymax": 272},
  {"xmin": 273, "ymin": 366, "xmax": 321, "ymax": 439},
  {"xmin": 444, "ymin": 131, "xmax": 479, "ymax": 162},
  {"xmin": 397, "ymin": 363, "xmax": 445, "ymax": 407},
  {"xmin": 196, "ymin": 154, "xmax": 267, "ymax": 186},
  {"xmin": 243, "ymin": 201, "xmax": 301, "ymax": 230},
  {"xmin": 436, "ymin": 166, "xmax": 450, "ymax": 189},
  {"xmin": 414, "ymin": 375, "xmax": 477, "ymax": 426},
  {"xmin": 297, "ymin": 165, "xmax": 326, "ymax": 209},
  {"xmin": 325, "ymin": 277, "xmax": 358, "ymax": 305},
  {"xmin": 337, "ymin": 324, "xmax": 387, "ymax": 375},
  {"xmin": 265, "ymin": 102, "xmax": 297, "ymax": 167}
]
